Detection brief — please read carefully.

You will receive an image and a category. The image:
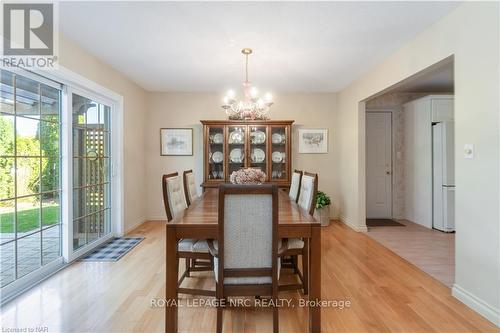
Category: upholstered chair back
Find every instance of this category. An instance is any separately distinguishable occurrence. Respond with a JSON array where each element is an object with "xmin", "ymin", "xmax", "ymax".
[
  {"xmin": 216, "ymin": 184, "xmax": 278, "ymax": 285},
  {"xmin": 183, "ymin": 170, "xmax": 198, "ymax": 206},
  {"xmin": 162, "ymin": 173, "xmax": 188, "ymax": 221},
  {"xmin": 297, "ymin": 172, "xmax": 318, "ymax": 216},
  {"xmin": 289, "ymin": 170, "xmax": 302, "ymax": 202}
]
